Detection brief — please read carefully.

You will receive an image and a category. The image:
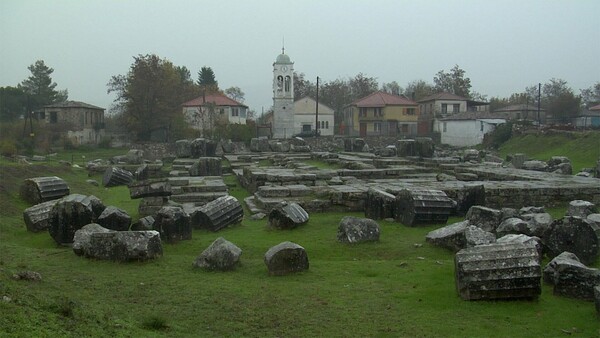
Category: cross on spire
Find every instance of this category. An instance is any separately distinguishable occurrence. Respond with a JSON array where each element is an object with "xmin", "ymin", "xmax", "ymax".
[{"xmin": 282, "ymin": 36, "xmax": 285, "ymax": 54}]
